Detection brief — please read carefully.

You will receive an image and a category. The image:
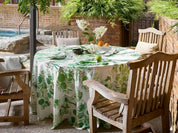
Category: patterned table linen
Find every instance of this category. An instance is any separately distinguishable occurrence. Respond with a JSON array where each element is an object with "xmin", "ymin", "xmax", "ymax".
[{"xmin": 31, "ymin": 45, "xmax": 140, "ymax": 129}]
